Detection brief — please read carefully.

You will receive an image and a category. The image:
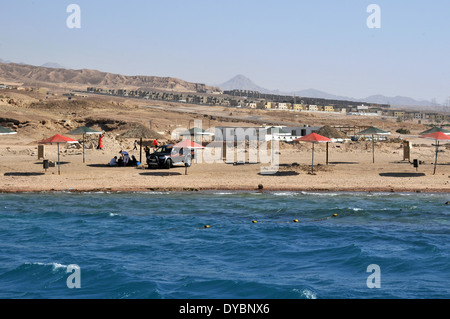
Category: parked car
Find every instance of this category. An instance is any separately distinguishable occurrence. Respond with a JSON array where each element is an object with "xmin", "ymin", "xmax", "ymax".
[{"xmin": 146, "ymin": 144, "xmax": 192, "ymax": 169}]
